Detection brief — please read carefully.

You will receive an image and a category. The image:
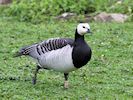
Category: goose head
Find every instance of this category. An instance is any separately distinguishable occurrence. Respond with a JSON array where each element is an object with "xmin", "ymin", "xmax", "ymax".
[{"xmin": 76, "ymin": 23, "xmax": 91, "ymax": 35}]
